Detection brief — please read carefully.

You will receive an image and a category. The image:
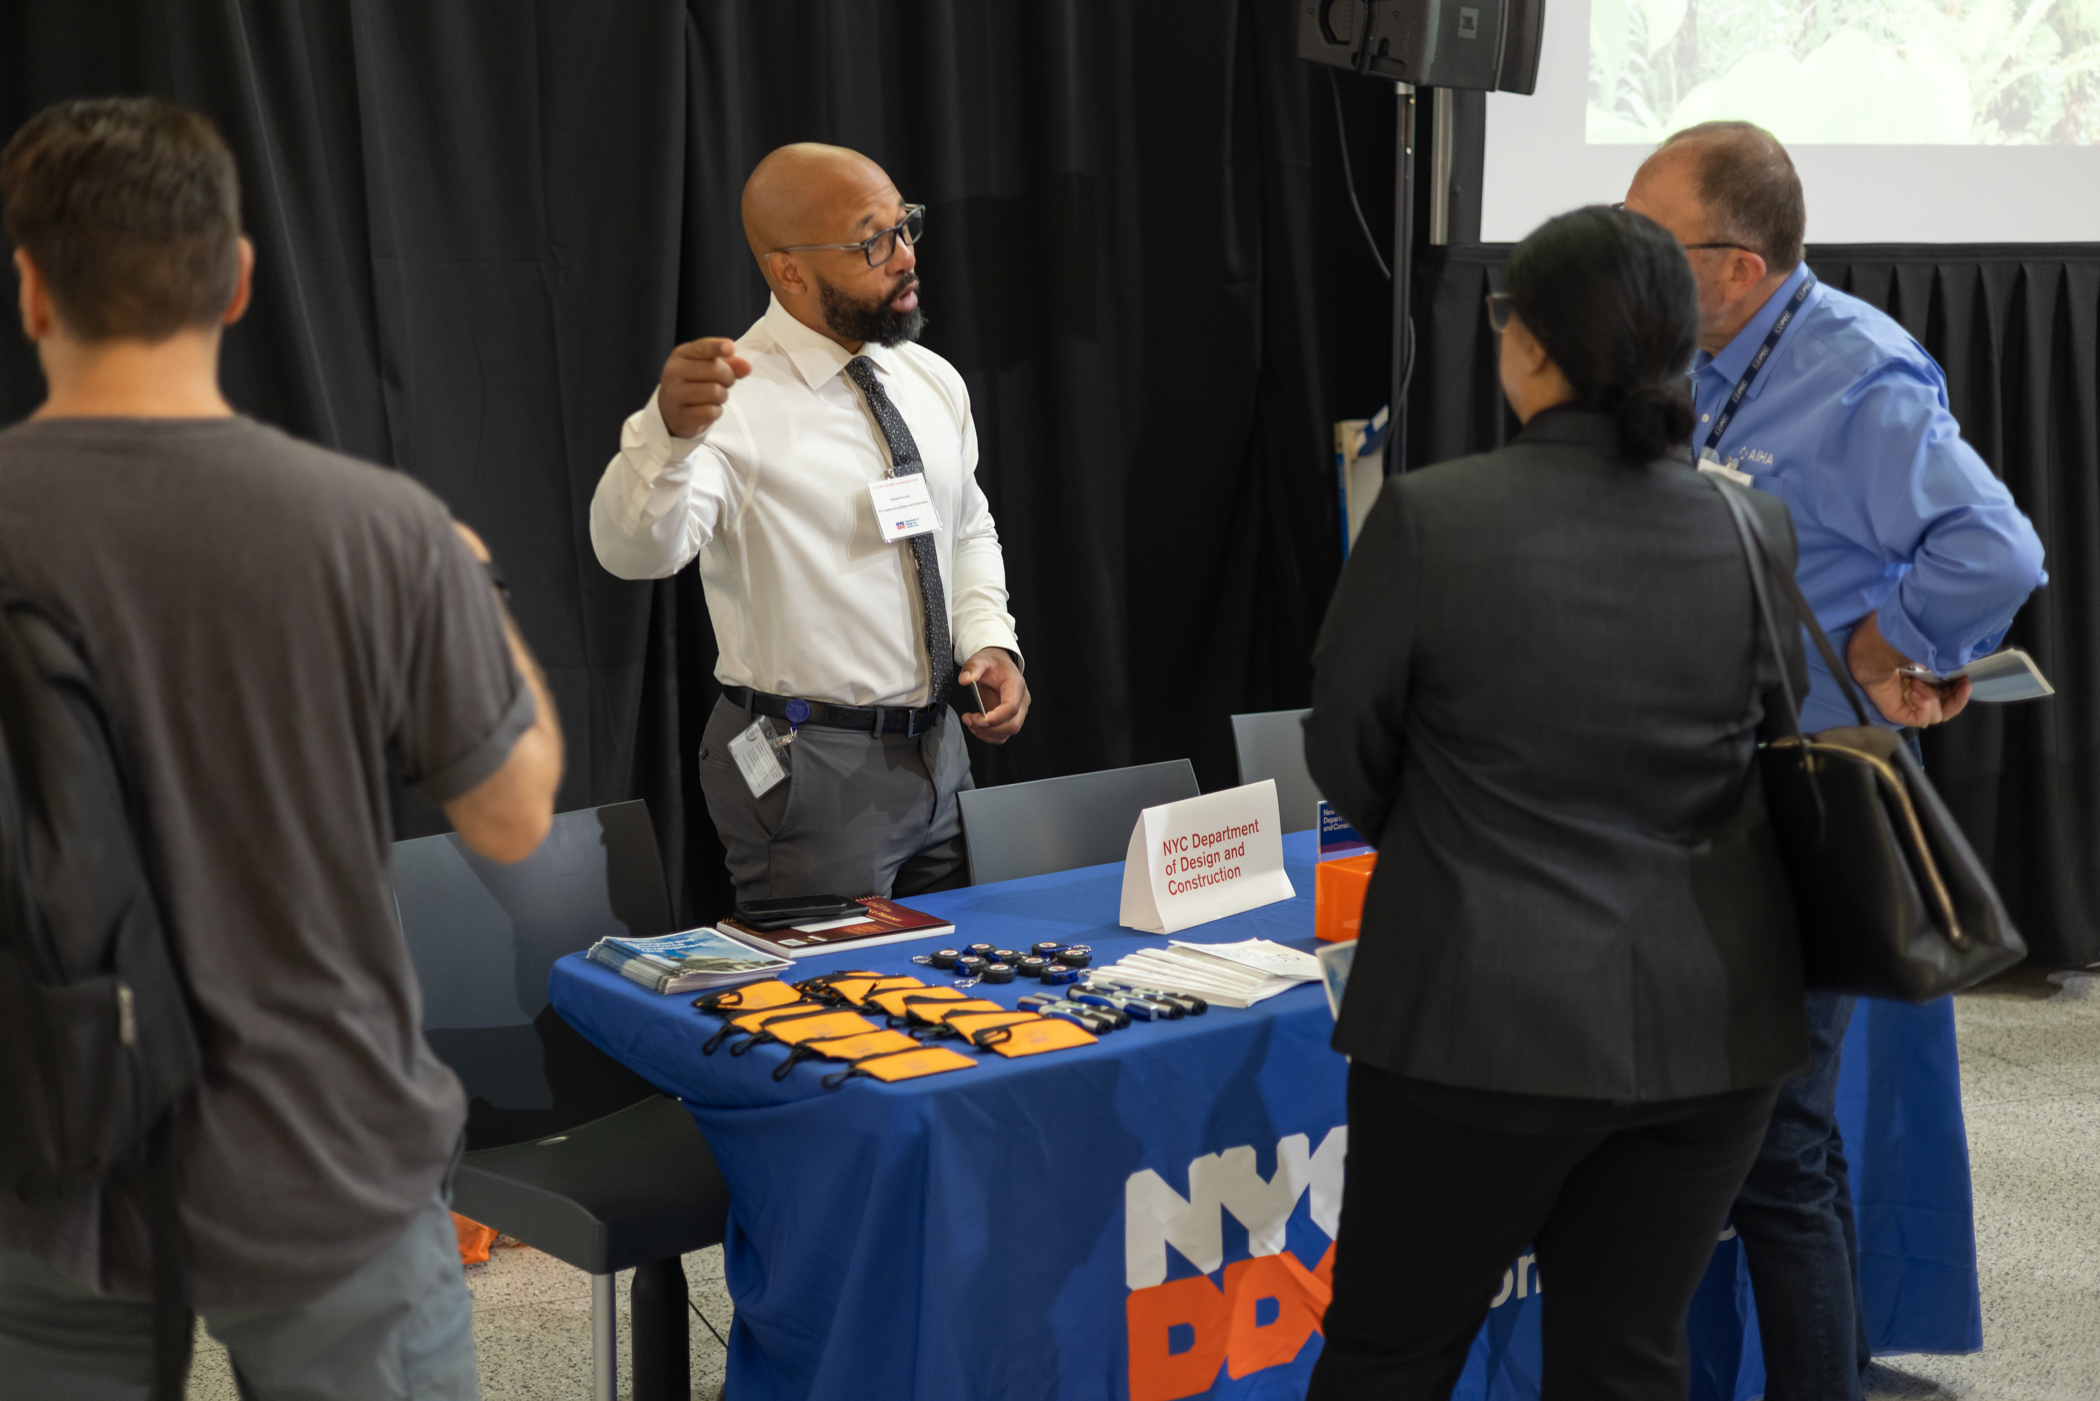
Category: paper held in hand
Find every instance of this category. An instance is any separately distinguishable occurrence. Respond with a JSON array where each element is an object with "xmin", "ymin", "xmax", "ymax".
[
  {"xmin": 1900, "ymin": 647, "xmax": 2053, "ymax": 703},
  {"xmin": 1118, "ymin": 779, "xmax": 1295, "ymax": 935}
]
